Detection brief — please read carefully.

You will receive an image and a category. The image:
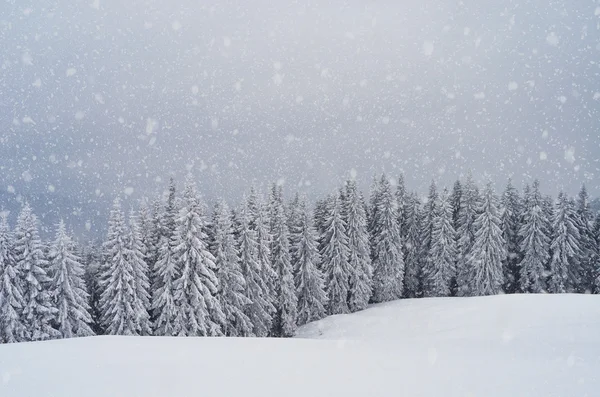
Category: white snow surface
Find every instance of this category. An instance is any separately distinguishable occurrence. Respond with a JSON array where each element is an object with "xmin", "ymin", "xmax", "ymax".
[{"xmin": 1, "ymin": 294, "xmax": 599, "ymax": 396}]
